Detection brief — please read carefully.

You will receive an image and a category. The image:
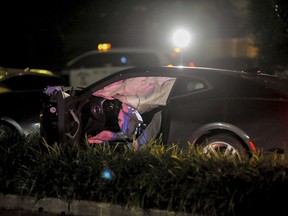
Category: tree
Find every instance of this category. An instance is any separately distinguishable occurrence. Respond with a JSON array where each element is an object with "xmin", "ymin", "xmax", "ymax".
[{"xmin": 246, "ymin": 0, "xmax": 288, "ymax": 74}]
